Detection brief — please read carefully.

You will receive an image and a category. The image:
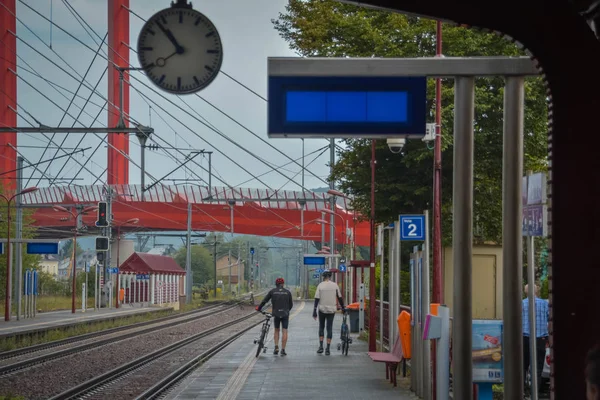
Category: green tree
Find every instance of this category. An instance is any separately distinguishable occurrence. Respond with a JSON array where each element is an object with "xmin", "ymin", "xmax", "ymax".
[
  {"xmin": 273, "ymin": 1, "xmax": 548, "ymax": 245},
  {"xmin": 0, "ymin": 184, "xmax": 41, "ymax": 301},
  {"xmin": 173, "ymin": 244, "xmax": 213, "ymax": 286},
  {"xmin": 59, "ymin": 239, "xmax": 84, "ymax": 260}
]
